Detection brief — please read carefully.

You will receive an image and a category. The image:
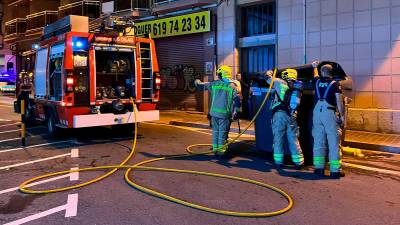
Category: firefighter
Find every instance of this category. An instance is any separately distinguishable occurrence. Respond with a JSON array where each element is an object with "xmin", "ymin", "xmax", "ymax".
[
  {"xmin": 194, "ymin": 65, "xmax": 241, "ymax": 156},
  {"xmin": 265, "ymin": 69, "xmax": 304, "ymax": 169},
  {"xmin": 312, "ymin": 62, "xmax": 346, "ymax": 178}
]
